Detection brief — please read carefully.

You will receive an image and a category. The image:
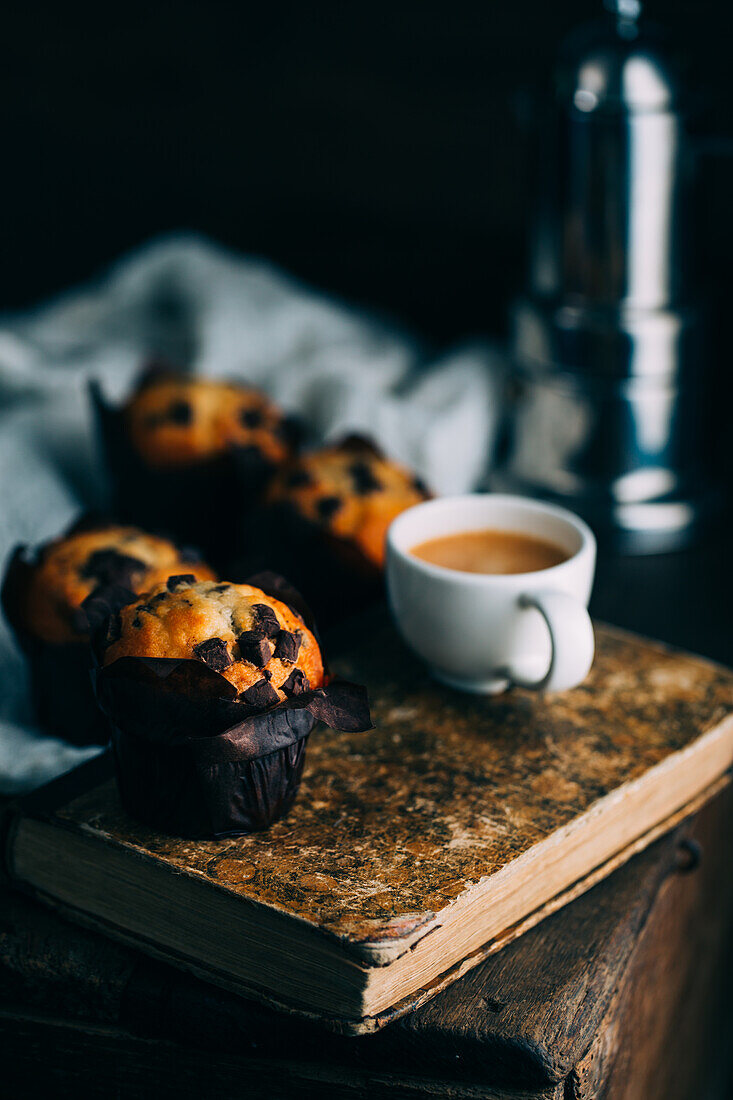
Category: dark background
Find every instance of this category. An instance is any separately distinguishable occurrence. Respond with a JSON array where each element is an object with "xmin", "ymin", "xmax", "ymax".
[
  {"xmin": 3, "ymin": 1, "xmax": 732, "ymax": 517},
  {"xmin": 3, "ymin": 1, "xmax": 732, "ymax": 344}
]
